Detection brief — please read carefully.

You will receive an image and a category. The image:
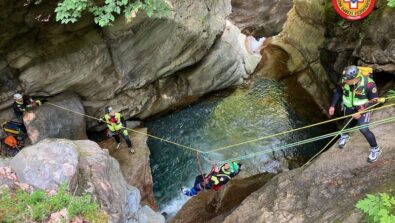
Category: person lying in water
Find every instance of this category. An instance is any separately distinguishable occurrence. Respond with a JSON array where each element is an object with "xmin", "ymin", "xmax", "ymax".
[{"xmin": 182, "ymin": 161, "xmax": 242, "ymax": 197}]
